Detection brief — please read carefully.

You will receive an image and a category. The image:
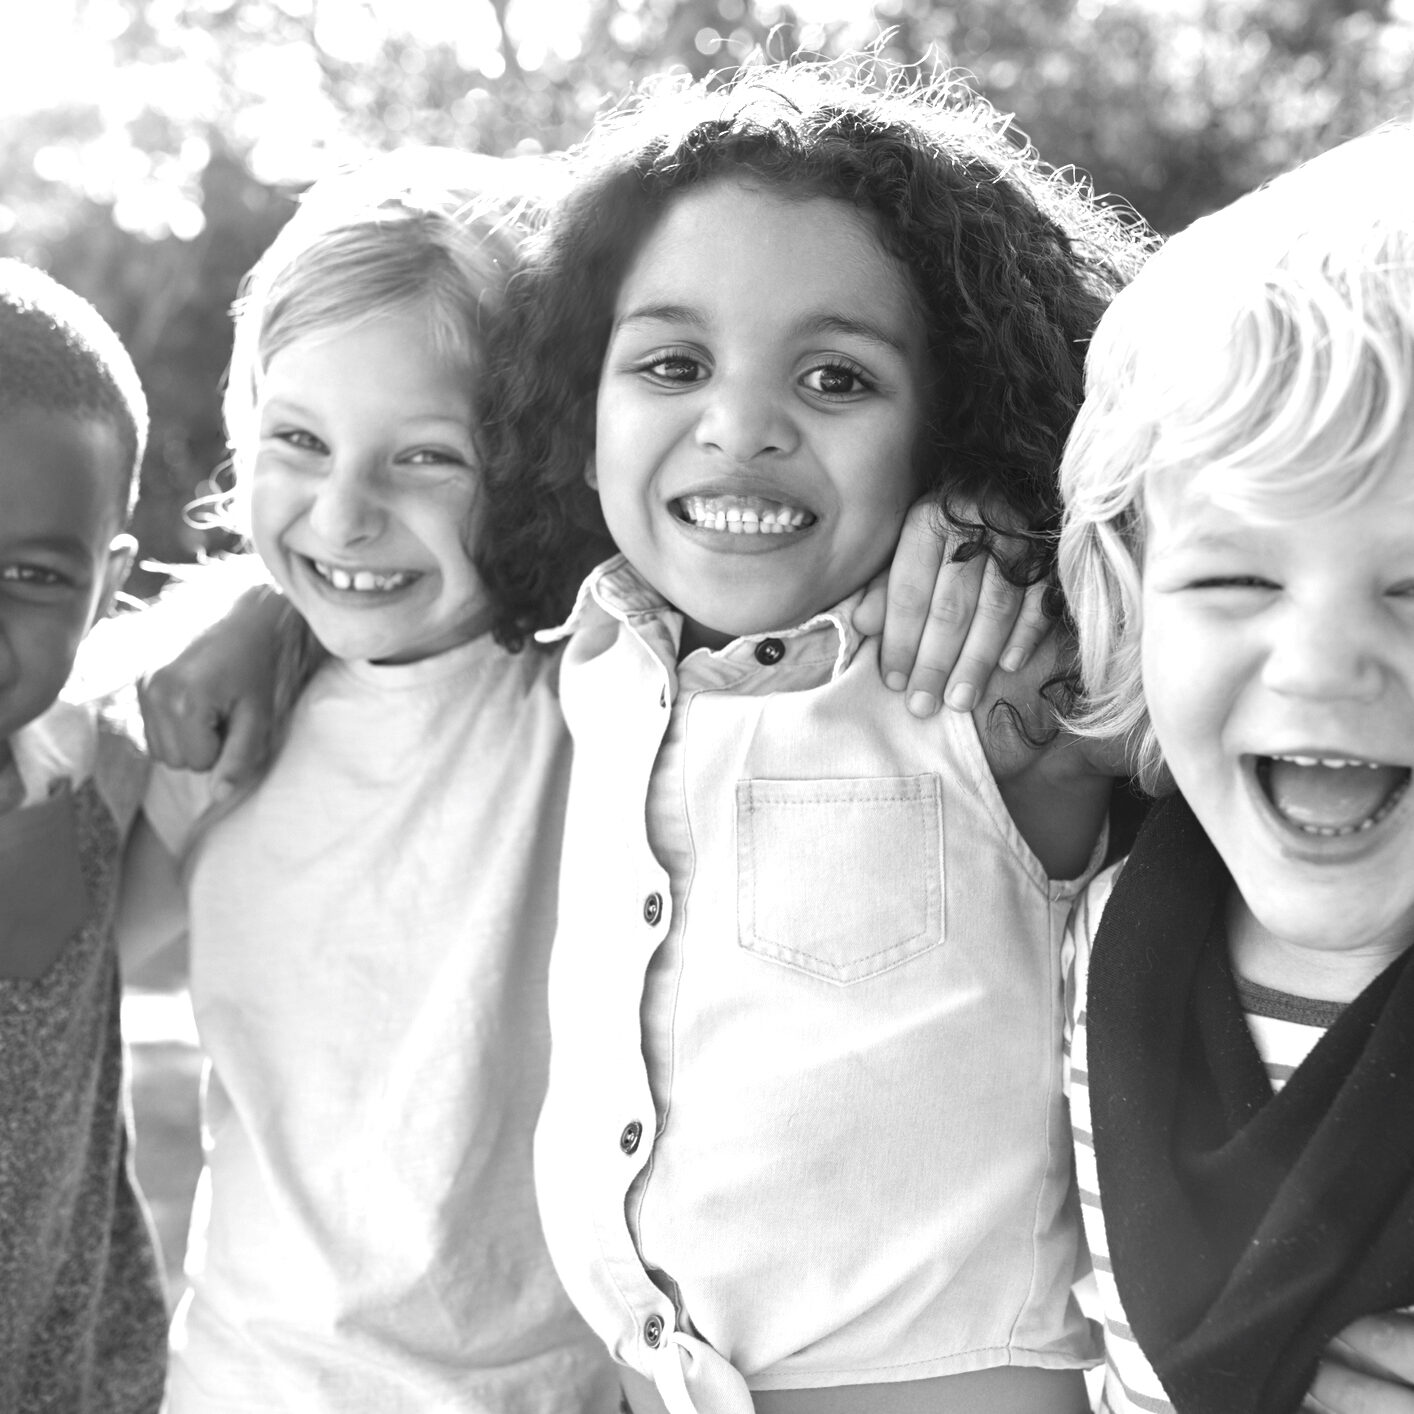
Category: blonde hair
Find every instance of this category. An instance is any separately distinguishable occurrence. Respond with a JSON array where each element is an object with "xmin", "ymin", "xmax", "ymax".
[
  {"xmin": 1058, "ymin": 122, "xmax": 1414, "ymax": 790},
  {"xmin": 220, "ymin": 146, "xmax": 562, "ymax": 522},
  {"xmin": 196, "ymin": 147, "xmax": 561, "ymax": 808}
]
